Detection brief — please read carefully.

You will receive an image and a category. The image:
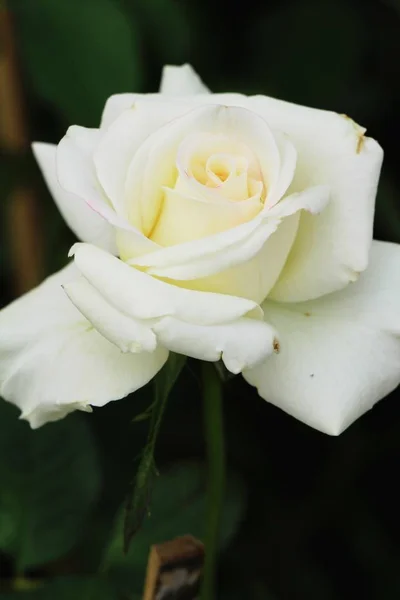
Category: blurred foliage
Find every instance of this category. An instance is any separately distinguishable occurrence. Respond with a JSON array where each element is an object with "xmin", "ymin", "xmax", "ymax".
[
  {"xmin": 1, "ymin": 577, "xmax": 129, "ymax": 600},
  {"xmin": 10, "ymin": 0, "xmax": 142, "ymax": 127},
  {"xmin": 105, "ymin": 462, "xmax": 246, "ymax": 596},
  {"xmin": 124, "ymin": 353, "xmax": 186, "ymax": 551},
  {"xmin": 0, "ymin": 403, "xmax": 100, "ymax": 571},
  {"xmin": 1, "ymin": 0, "xmax": 400, "ymax": 598}
]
